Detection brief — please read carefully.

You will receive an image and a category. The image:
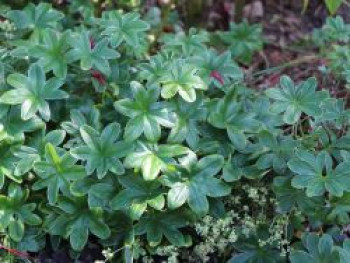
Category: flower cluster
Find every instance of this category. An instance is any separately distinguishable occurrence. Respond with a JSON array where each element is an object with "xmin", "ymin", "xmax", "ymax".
[
  {"xmin": 194, "ymin": 211, "xmax": 239, "ymax": 262},
  {"xmin": 258, "ymin": 215, "xmax": 290, "ymax": 256}
]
